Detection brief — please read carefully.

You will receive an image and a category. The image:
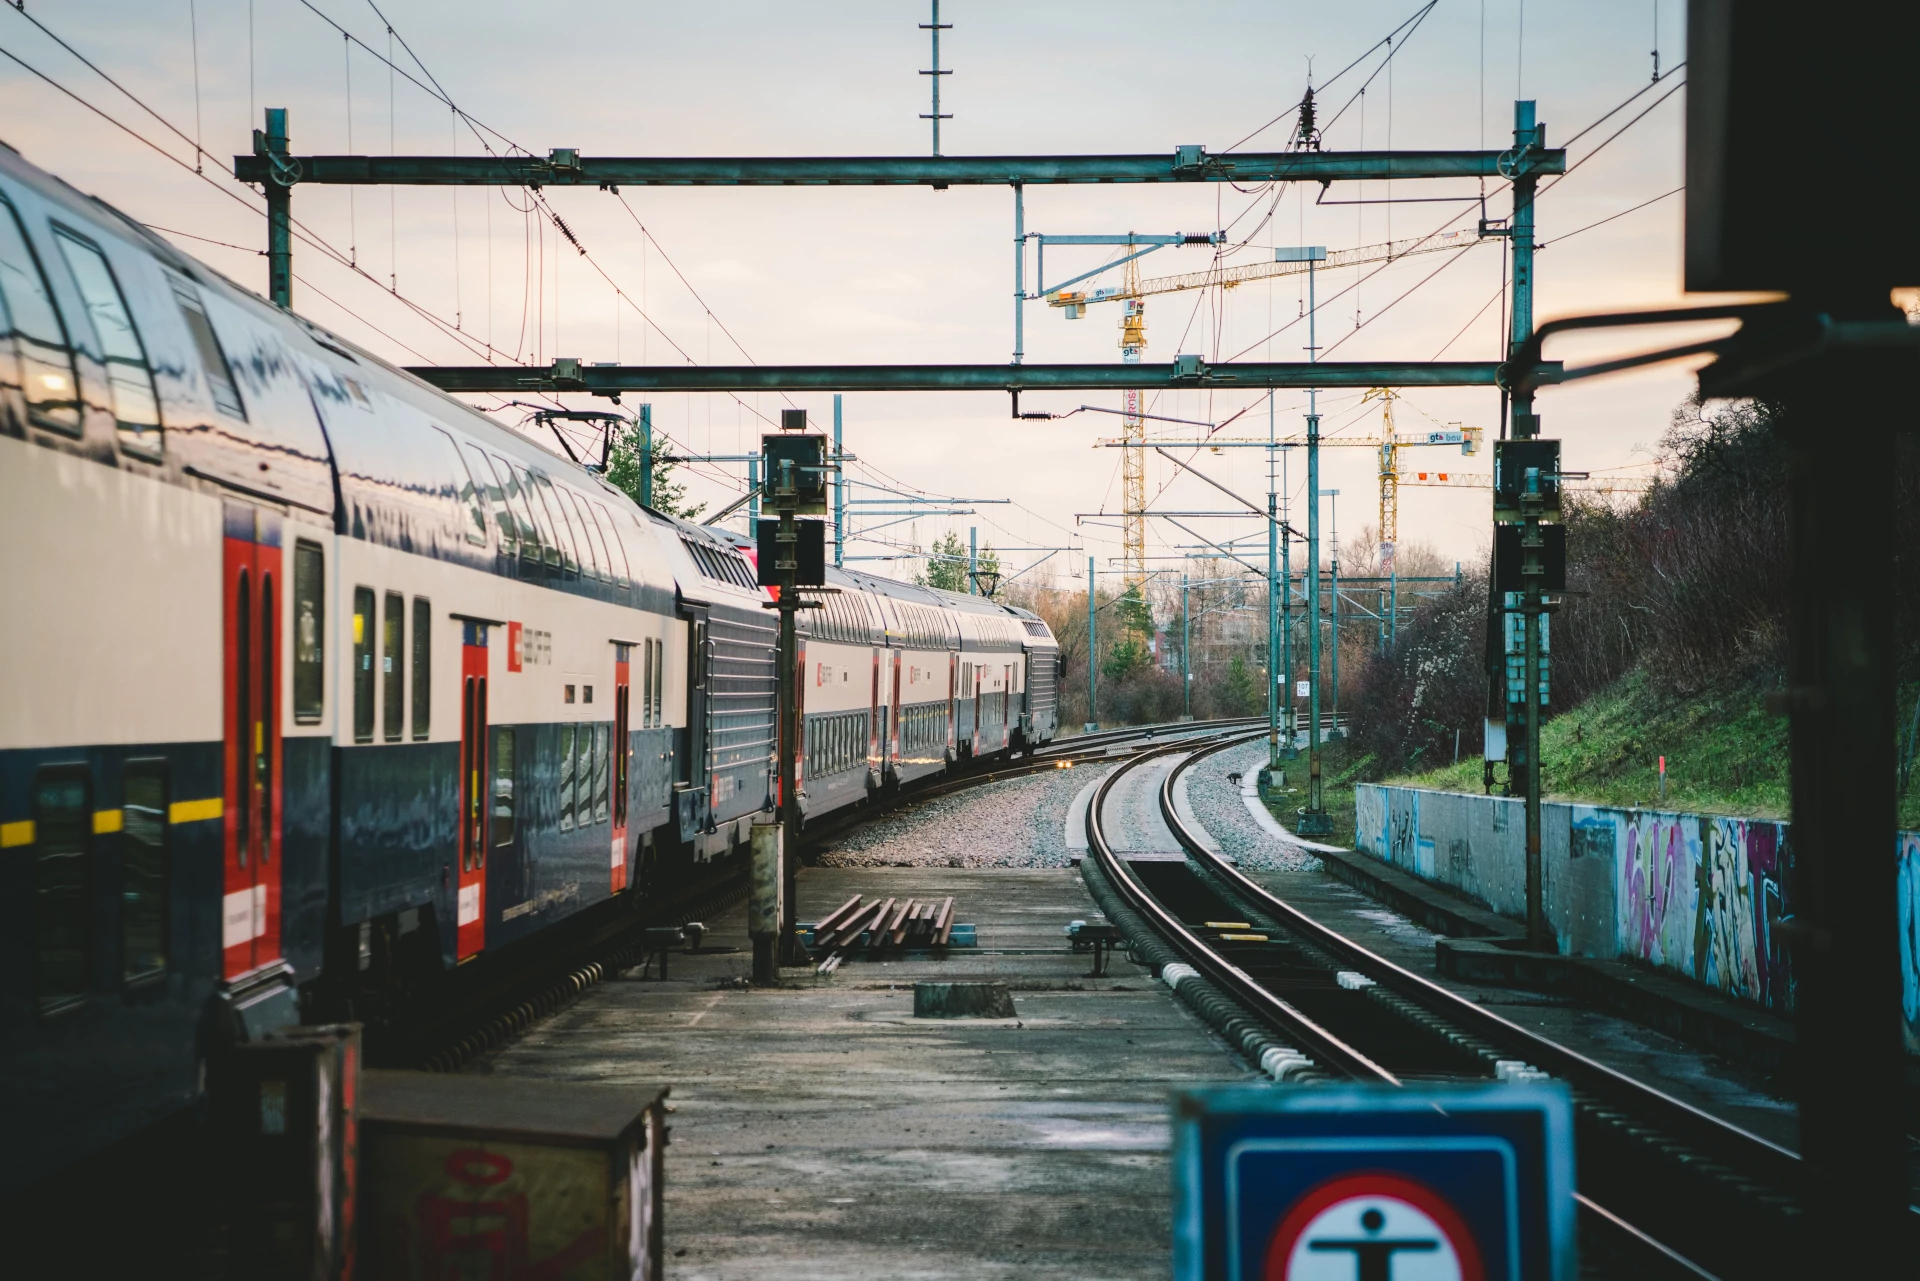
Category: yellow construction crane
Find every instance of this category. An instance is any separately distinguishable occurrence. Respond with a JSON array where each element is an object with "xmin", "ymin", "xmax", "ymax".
[
  {"xmin": 1057, "ymin": 230, "xmax": 1487, "ymax": 578},
  {"xmin": 1119, "ymin": 254, "xmax": 1147, "ymax": 616},
  {"xmin": 1049, "ymin": 228, "xmax": 1480, "ymax": 314}
]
